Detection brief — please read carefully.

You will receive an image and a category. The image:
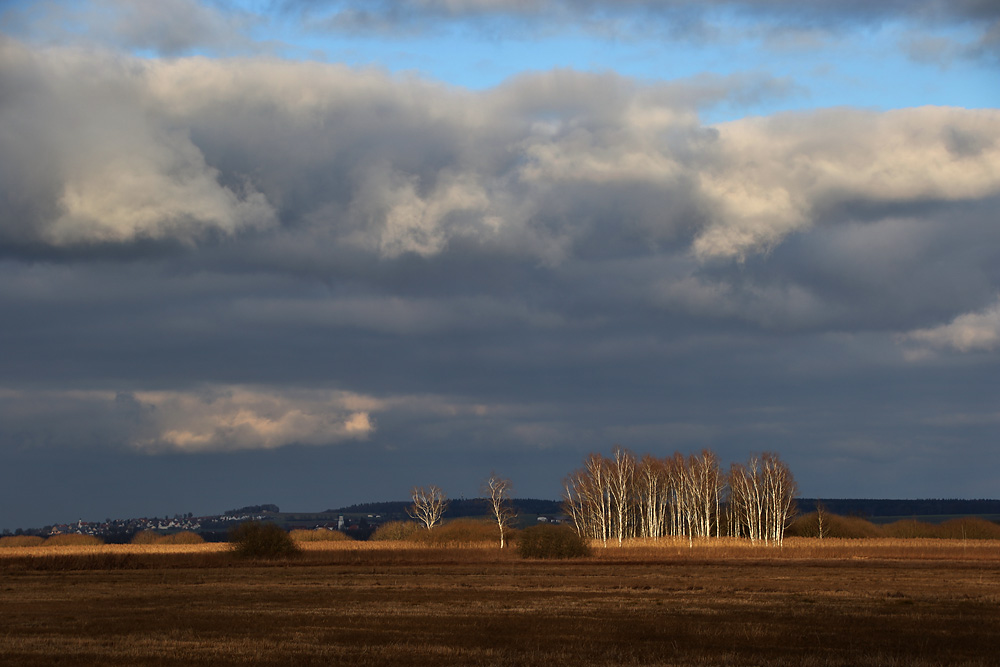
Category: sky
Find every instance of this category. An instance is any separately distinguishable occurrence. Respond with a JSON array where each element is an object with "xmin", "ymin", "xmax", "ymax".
[{"xmin": 0, "ymin": 0, "xmax": 999, "ymax": 531}]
